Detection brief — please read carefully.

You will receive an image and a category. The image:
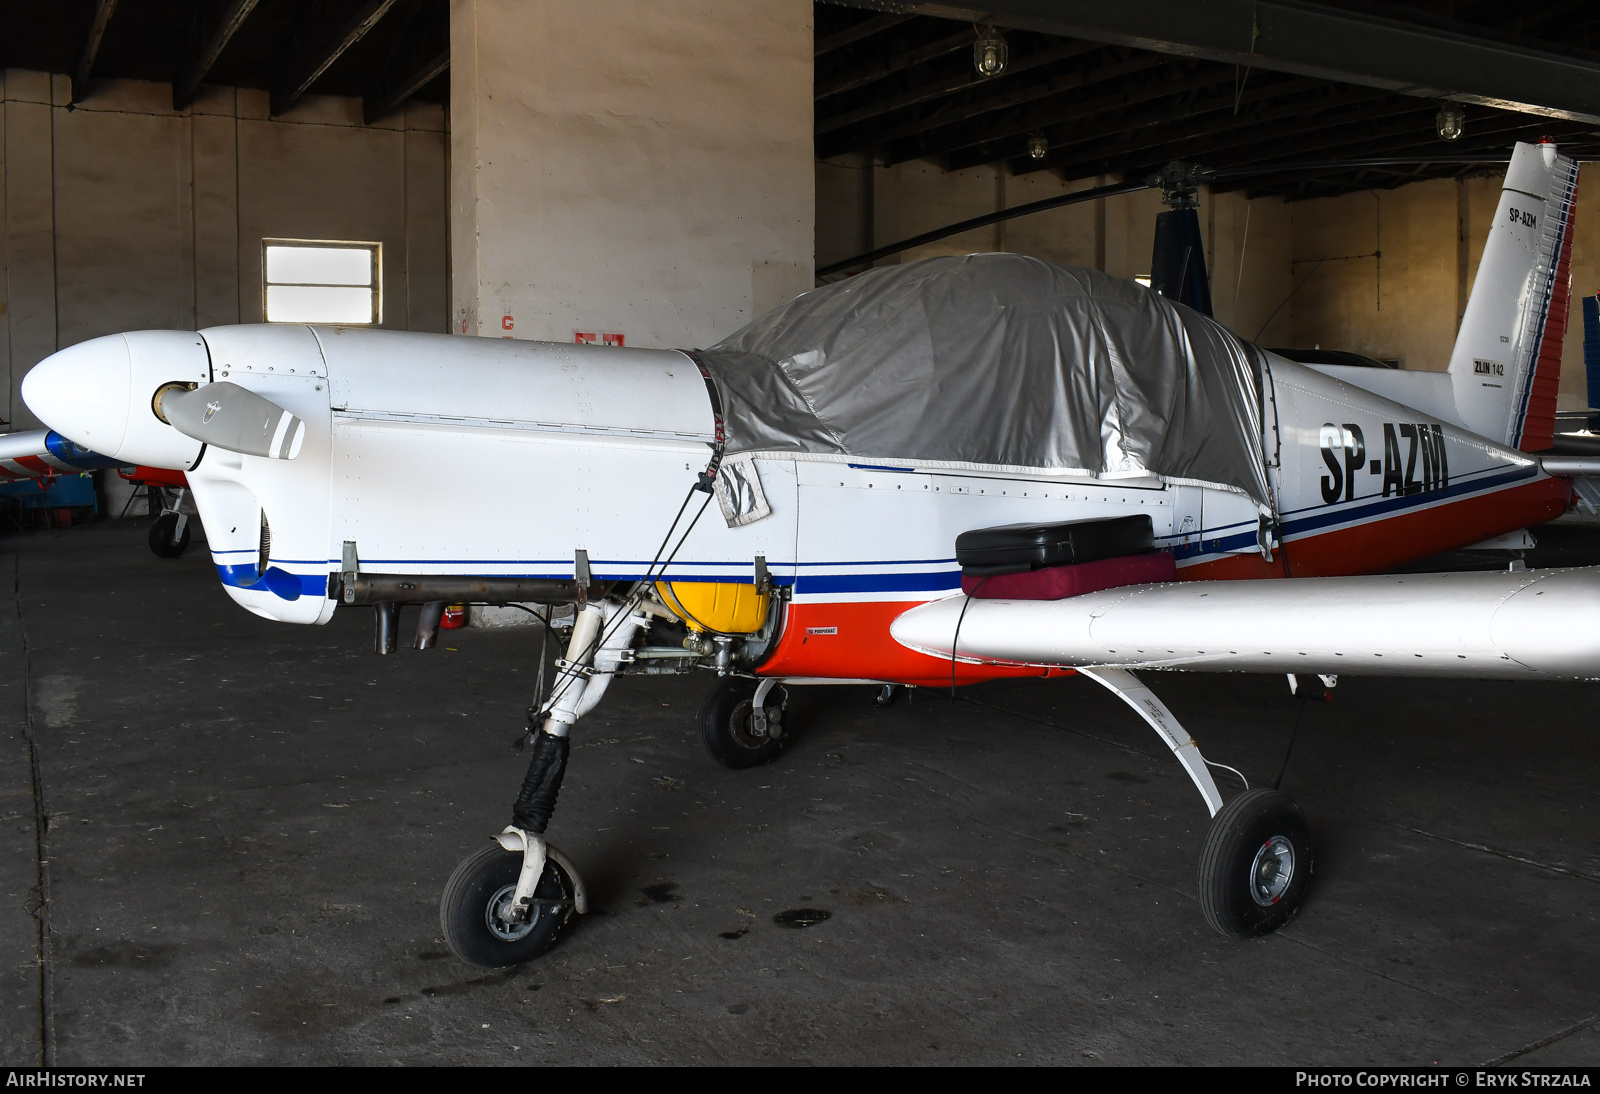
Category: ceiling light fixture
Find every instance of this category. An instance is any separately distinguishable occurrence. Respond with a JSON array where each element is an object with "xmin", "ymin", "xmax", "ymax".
[
  {"xmin": 1027, "ymin": 133, "xmax": 1048, "ymax": 160},
  {"xmin": 973, "ymin": 26, "xmax": 1008, "ymax": 78},
  {"xmin": 1436, "ymin": 102, "xmax": 1465, "ymax": 142}
]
